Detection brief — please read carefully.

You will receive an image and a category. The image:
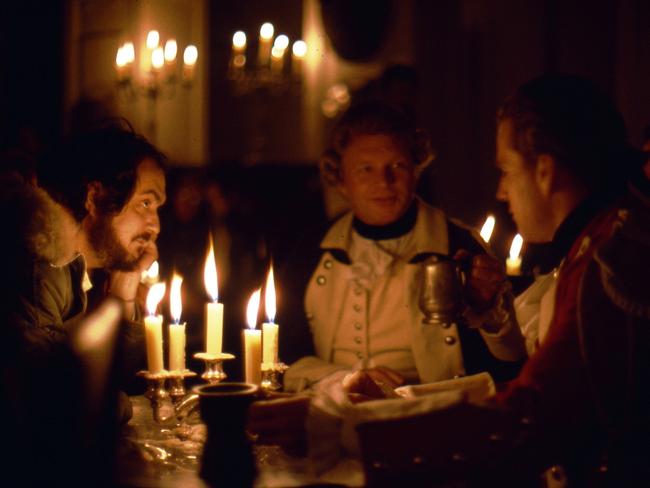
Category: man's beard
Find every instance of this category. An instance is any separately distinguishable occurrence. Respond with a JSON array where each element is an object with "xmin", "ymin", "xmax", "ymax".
[{"xmin": 88, "ymin": 214, "xmax": 150, "ymax": 271}]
